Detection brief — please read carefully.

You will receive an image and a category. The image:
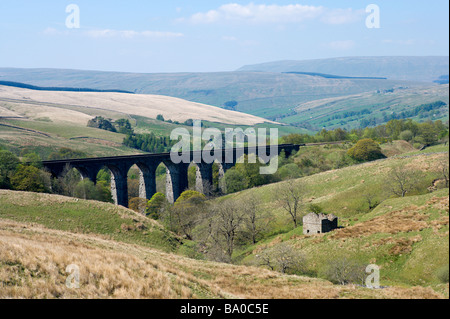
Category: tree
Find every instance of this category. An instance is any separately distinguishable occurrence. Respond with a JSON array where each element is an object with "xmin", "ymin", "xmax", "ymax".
[
  {"xmin": 10, "ymin": 164, "xmax": 47, "ymax": 193},
  {"xmin": 171, "ymin": 190, "xmax": 207, "ymax": 240},
  {"xmin": 129, "ymin": 197, "xmax": 148, "ymax": 215},
  {"xmin": 256, "ymin": 243, "xmax": 307, "ymax": 274},
  {"xmin": 223, "ymin": 168, "xmax": 247, "ymax": 193},
  {"xmin": 399, "ymin": 130, "xmax": 414, "ymax": 142},
  {"xmin": 323, "ymin": 257, "xmax": 367, "ymax": 285},
  {"xmin": 48, "ymin": 148, "xmax": 86, "ymax": 160},
  {"xmin": 87, "ymin": 116, "xmax": 117, "ymax": 132},
  {"xmin": 277, "ymin": 163, "xmax": 302, "ymax": 180},
  {"xmin": 347, "ymin": 139, "xmax": 386, "ymax": 162},
  {"xmin": 437, "ymin": 157, "xmax": 449, "ymax": 188},
  {"xmin": 210, "ymin": 200, "xmax": 246, "ymax": 262},
  {"xmin": 240, "ymin": 196, "xmax": 273, "ymax": 245},
  {"xmin": 277, "ymin": 180, "xmax": 305, "ymax": 228},
  {"xmin": 116, "ymin": 118, "xmax": 133, "ymax": 135},
  {"xmin": 51, "ymin": 165, "xmax": 81, "ymax": 197},
  {"xmin": 22, "ymin": 152, "xmax": 43, "ymax": 168},
  {"xmin": 387, "ymin": 167, "xmax": 422, "ymax": 198},
  {"xmin": 0, "ymin": 150, "xmax": 19, "ymax": 189},
  {"xmin": 308, "ymin": 204, "xmax": 323, "ymax": 214},
  {"xmin": 146, "ymin": 192, "xmax": 166, "ymax": 219},
  {"xmin": 156, "ymin": 114, "xmax": 165, "ymax": 122},
  {"xmin": 73, "ymin": 179, "xmax": 113, "ymax": 202}
]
